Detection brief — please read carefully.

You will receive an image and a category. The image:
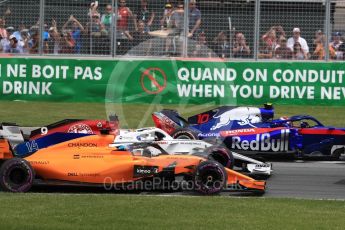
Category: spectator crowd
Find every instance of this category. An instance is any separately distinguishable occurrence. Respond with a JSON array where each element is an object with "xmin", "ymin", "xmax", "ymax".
[{"xmin": 0, "ymin": 0, "xmax": 344, "ymax": 60}]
